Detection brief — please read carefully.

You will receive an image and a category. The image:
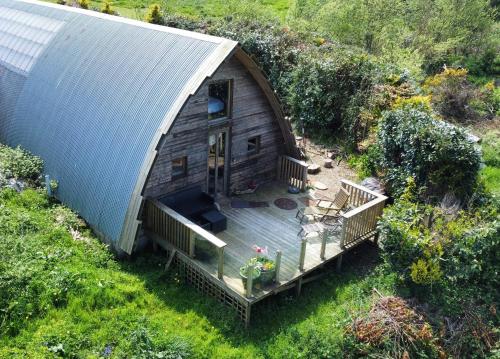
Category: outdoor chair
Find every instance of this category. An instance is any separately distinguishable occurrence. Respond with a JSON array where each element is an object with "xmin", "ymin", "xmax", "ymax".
[
  {"xmin": 296, "ymin": 187, "xmax": 350, "ymax": 224},
  {"xmin": 297, "ymin": 216, "xmax": 343, "ymax": 239}
]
